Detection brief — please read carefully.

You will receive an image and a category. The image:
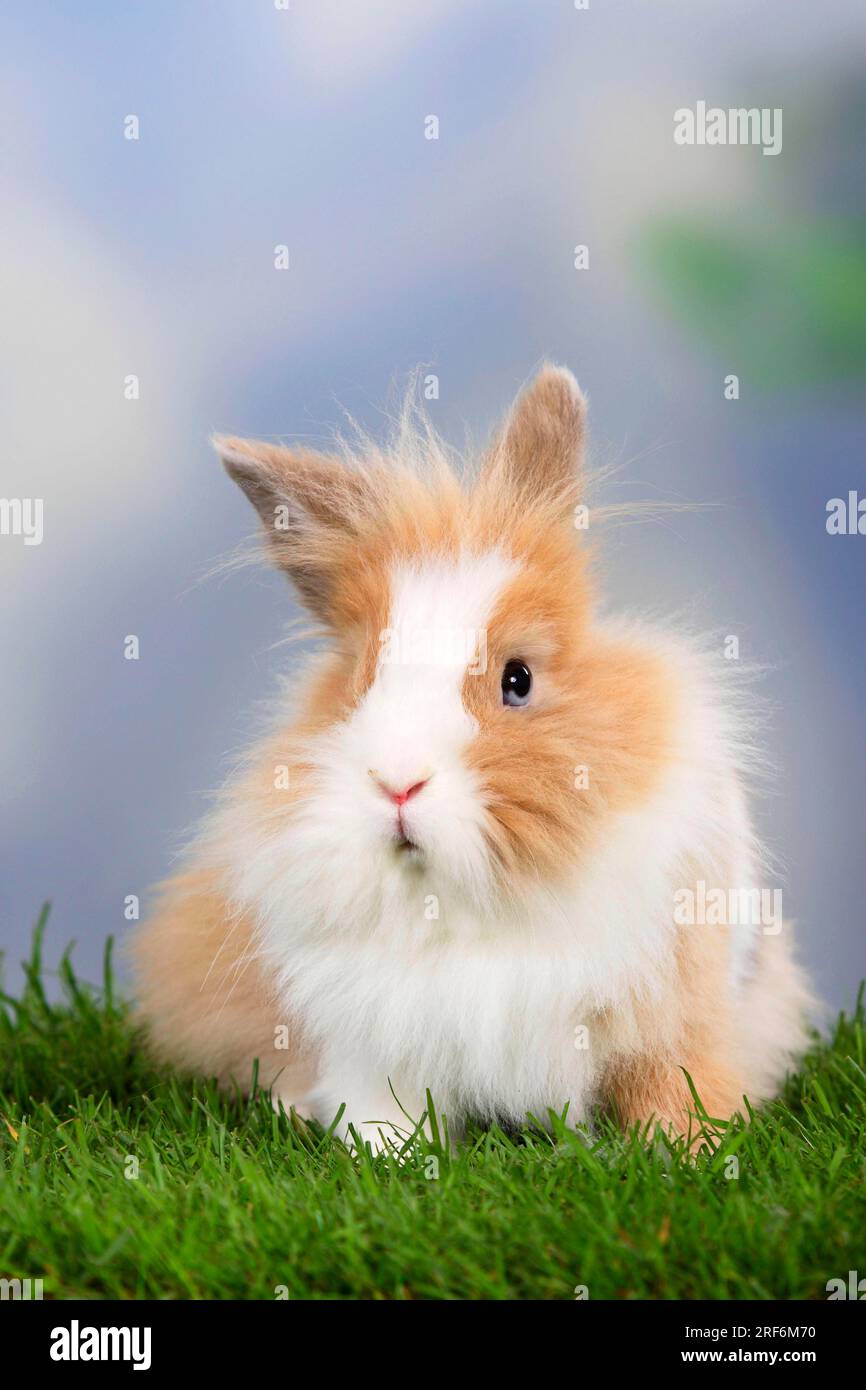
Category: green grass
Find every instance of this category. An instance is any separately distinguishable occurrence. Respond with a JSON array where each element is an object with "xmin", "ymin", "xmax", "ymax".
[{"xmin": 2, "ymin": 908, "xmax": 864, "ymax": 1301}]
